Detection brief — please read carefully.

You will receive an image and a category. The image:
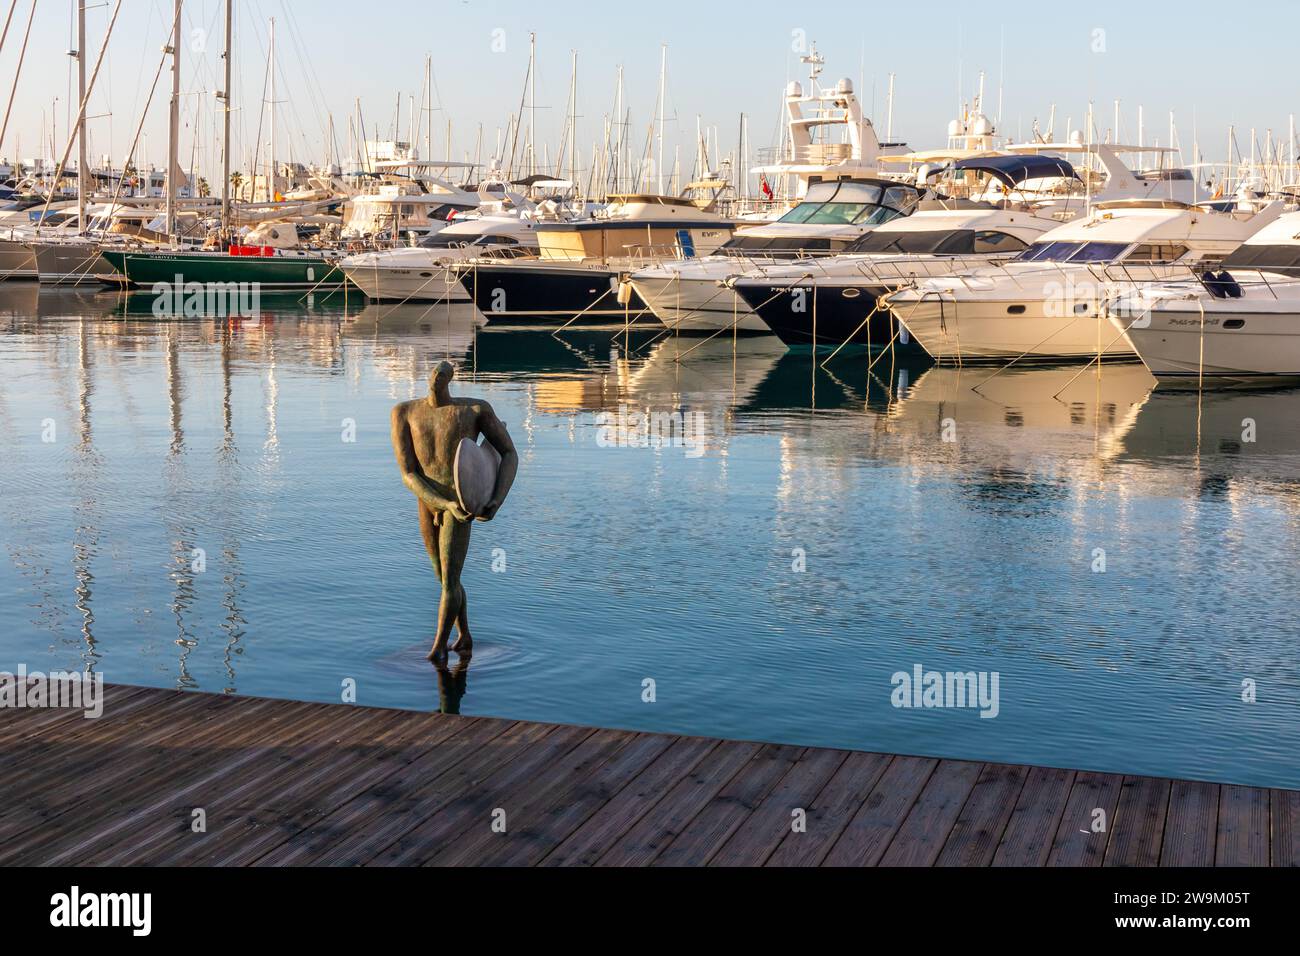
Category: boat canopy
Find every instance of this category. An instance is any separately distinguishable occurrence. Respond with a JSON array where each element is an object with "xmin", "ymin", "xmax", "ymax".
[
  {"xmin": 952, "ymin": 155, "xmax": 1079, "ymax": 187},
  {"xmin": 1221, "ymin": 243, "xmax": 1300, "ymax": 276}
]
